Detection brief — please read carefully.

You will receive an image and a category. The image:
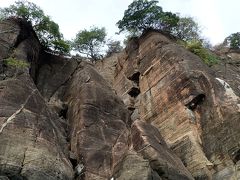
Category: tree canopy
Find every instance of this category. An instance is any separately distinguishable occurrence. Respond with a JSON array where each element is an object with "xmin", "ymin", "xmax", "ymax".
[
  {"xmin": 172, "ymin": 16, "xmax": 201, "ymax": 41},
  {"xmin": 116, "ymin": 0, "xmax": 179, "ymax": 35},
  {"xmin": 0, "ymin": 0, "xmax": 70, "ymax": 54},
  {"xmin": 224, "ymin": 32, "xmax": 240, "ymax": 49},
  {"xmin": 72, "ymin": 26, "xmax": 106, "ymax": 61},
  {"xmin": 106, "ymin": 40, "xmax": 123, "ymax": 57}
]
